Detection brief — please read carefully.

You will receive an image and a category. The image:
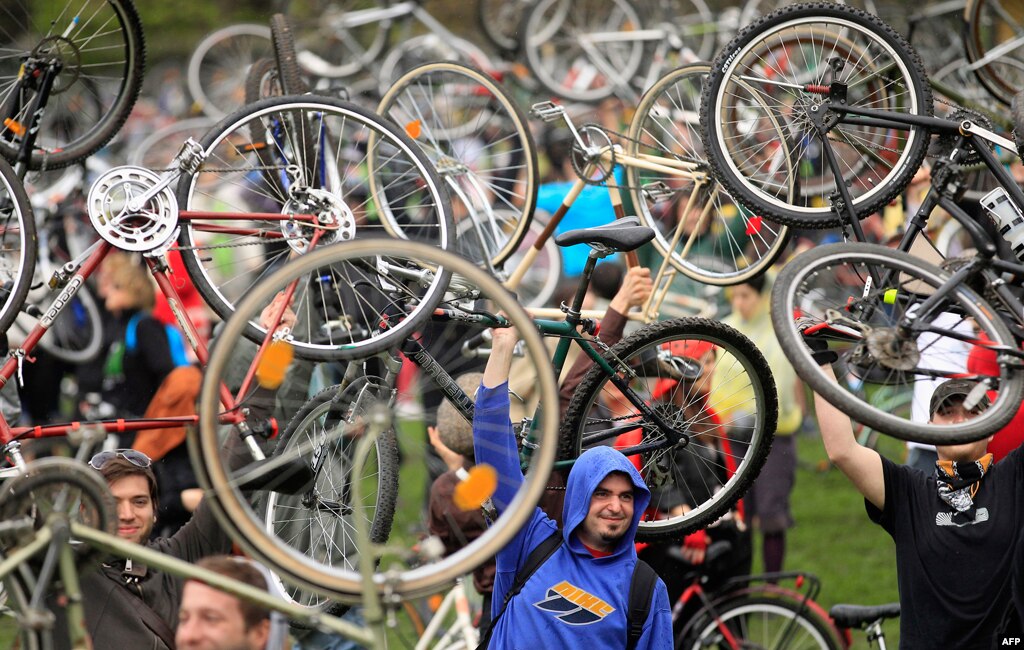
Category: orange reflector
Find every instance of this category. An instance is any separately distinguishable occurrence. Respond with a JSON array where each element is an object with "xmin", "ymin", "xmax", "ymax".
[
  {"xmin": 4, "ymin": 119, "xmax": 25, "ymax": 137},
  {"xmin": 453, "ymin": 464, "xmax": 497, "ymax": 511},
  {"xmin": 405, "ymin": 119, "xmax": 422, "ymax": 139},
  {"xmin": 256, "ymin": 340, "xmax": 294, "ymax": 389},
  {"xmin": 241, "ymin": 142, "xmax": 267, "ymax": 152},
  {"xmin": 428, "ymin": 594, "xmax": 443, "ymax": 612}
]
